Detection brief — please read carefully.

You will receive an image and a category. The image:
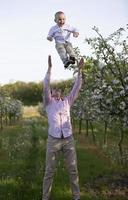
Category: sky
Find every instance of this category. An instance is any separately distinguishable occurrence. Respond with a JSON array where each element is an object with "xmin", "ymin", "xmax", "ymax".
[{"xmin": 0, "ymin": 0, "xmax": 127, "ymax": 85}]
